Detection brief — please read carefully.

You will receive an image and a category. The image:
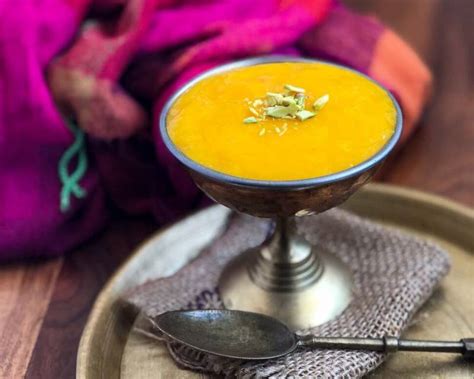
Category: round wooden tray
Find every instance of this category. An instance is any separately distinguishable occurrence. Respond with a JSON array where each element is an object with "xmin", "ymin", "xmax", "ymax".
[{"xmin": 77, "ymin": 184, "xmax": 474, "ymax": 378}]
